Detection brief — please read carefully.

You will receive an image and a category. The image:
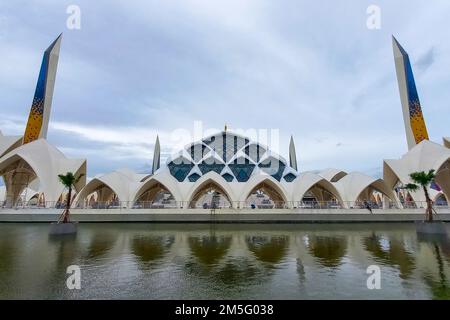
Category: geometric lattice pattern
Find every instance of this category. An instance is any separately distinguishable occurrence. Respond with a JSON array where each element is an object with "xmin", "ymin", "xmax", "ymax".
[{"xmin": 167, "ymin": 132, "xmax": 297, "ymax": 182}]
